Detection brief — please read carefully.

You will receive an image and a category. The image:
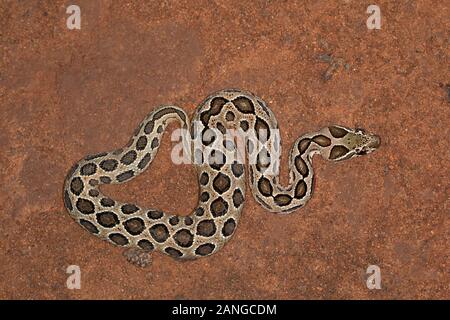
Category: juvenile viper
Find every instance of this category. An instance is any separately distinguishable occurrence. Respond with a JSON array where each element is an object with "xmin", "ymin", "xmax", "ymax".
[{"xmin": 63, "ymin": 89, "xmax": 380, "ymax": 265}]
